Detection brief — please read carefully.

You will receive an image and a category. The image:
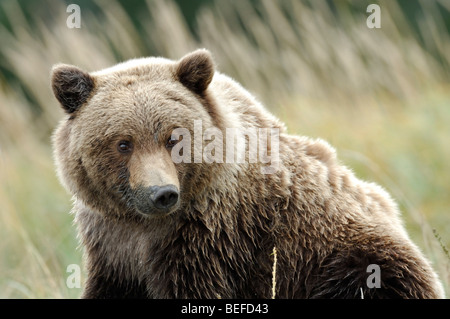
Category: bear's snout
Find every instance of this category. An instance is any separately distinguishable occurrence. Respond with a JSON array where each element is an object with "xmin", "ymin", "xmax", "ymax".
[
  {"xmin": 152, "ymin": 185, "xmax": 179, "ymax": 210},
  {"xmin": 134, "ymin": 184, "xmax": 179, "ymax": 216}
]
